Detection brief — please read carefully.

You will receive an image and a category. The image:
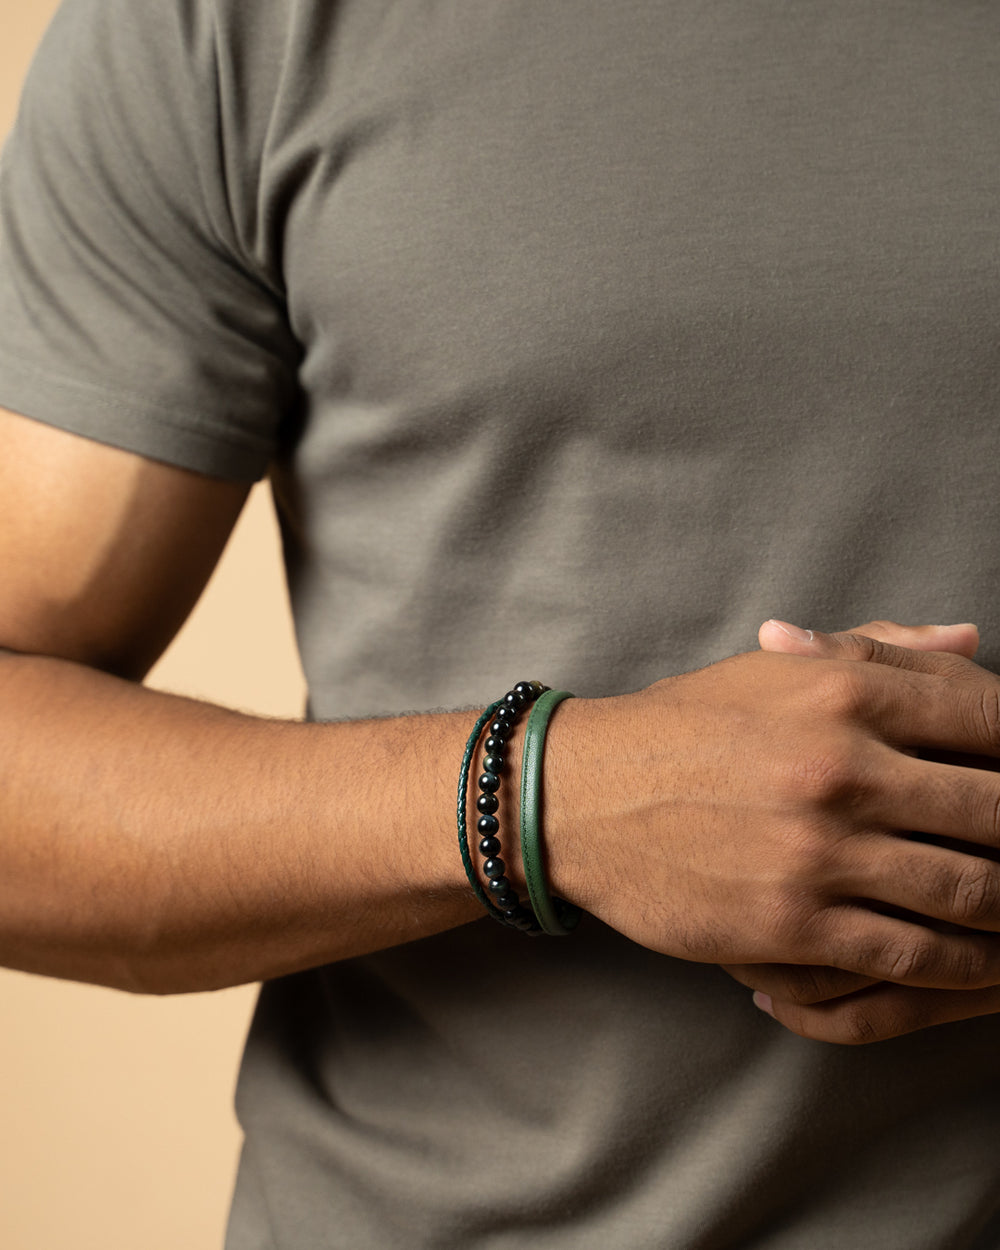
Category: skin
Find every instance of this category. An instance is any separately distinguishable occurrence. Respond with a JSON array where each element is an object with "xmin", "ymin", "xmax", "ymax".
[
  {"xmin": 541, "ymin": 622, "xmax": 1000, "ymax": 1044},
  {"xmin": 0, "ymin": 407, "xmax": 484, "ymax": 990},
  {"xmin": 738, "ymin": 619, "xmax": 1000, "ymax": 1044},
  {"xmin": 4, "ymin": 407, "xmax": 1000, "ymax": 1043}
]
